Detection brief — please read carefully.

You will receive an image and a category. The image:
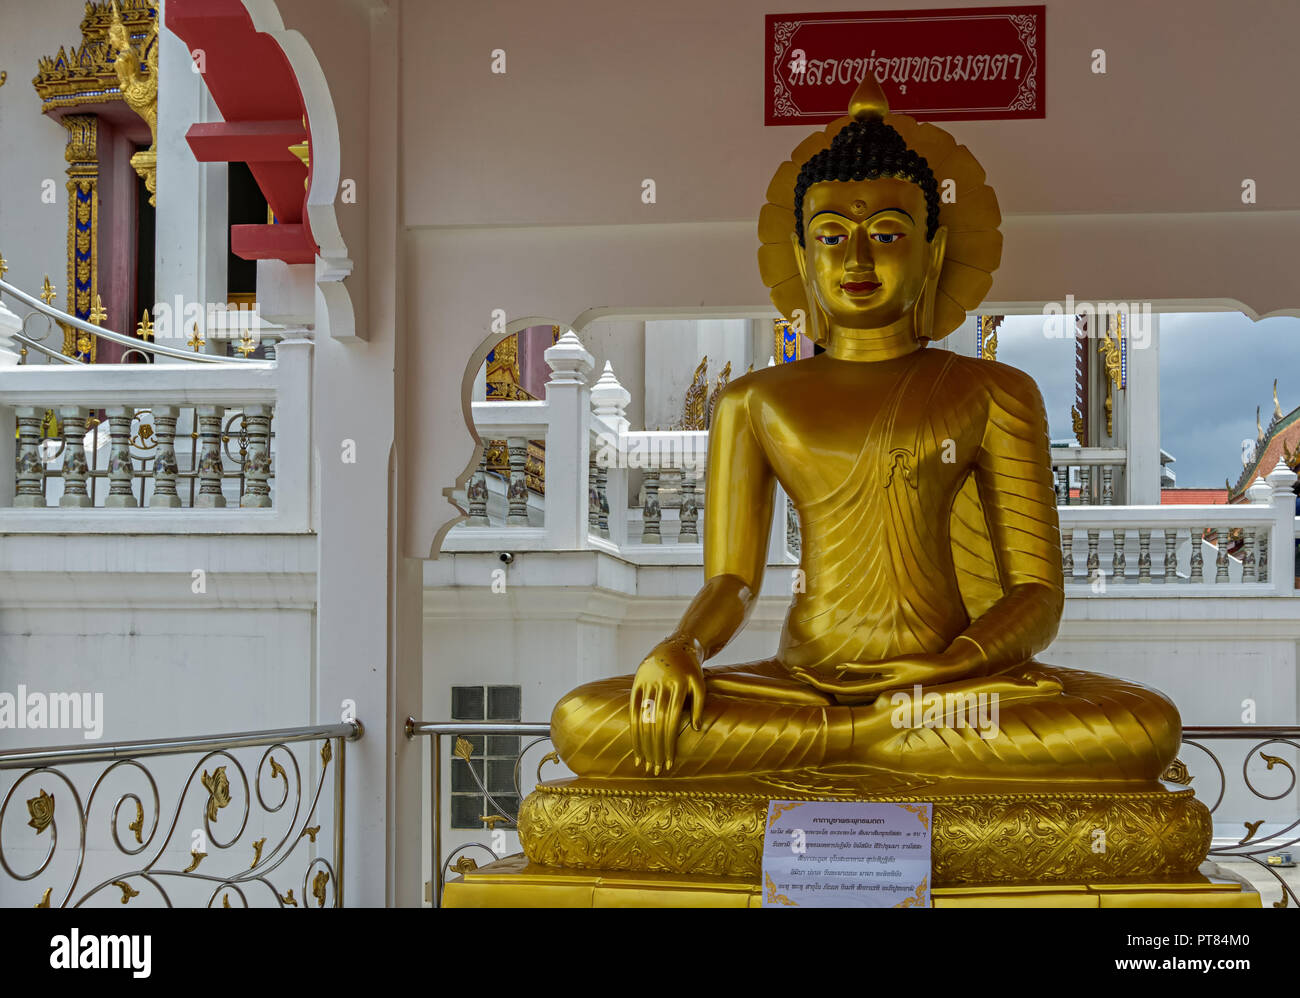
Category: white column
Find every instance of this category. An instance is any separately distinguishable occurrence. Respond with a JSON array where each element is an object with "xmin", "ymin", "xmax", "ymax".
[
  {"xmin": 1266, "ymin": 460, "xmax": 1298, "ymax": 596},
  {"xmin": 273, "ymin": 335, "xmax": 314, "ymax": 531},
  {"xmin": 154, "ymin": 0, "xmax": 227, "ymax": 353},
  {"xmin": 542, "ymin": 330, "xmax": 595, "ymax": 549},
  {"xmin": 1124, "ymin": 312, "xmax": 1161, "ymax": 504},
  {"xmin": 591, "ymin": 361, "xmax": 631, "ymax": 547}
]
